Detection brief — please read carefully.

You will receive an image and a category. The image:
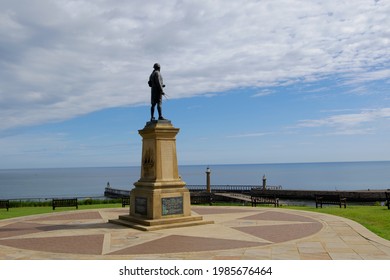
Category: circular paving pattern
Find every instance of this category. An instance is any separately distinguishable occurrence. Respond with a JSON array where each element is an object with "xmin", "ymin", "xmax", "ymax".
[{"xmin": 0, "ymin": 207, "xmax": 323, "ymax": 258}]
